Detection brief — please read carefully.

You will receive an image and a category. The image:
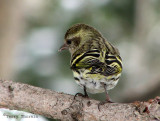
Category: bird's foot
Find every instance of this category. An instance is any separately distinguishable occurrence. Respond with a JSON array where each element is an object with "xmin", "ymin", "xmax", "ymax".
[
  {"xmin": 74, "ymin": 92, "xmax": 89, "ymax": 100},
  {"xmin": 98, "ymin": 100, "xmax": 113, "ymax": 111},
  {"xmin": 70, "ymin": 92, "xmax": 89, "ymax": 106}
]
